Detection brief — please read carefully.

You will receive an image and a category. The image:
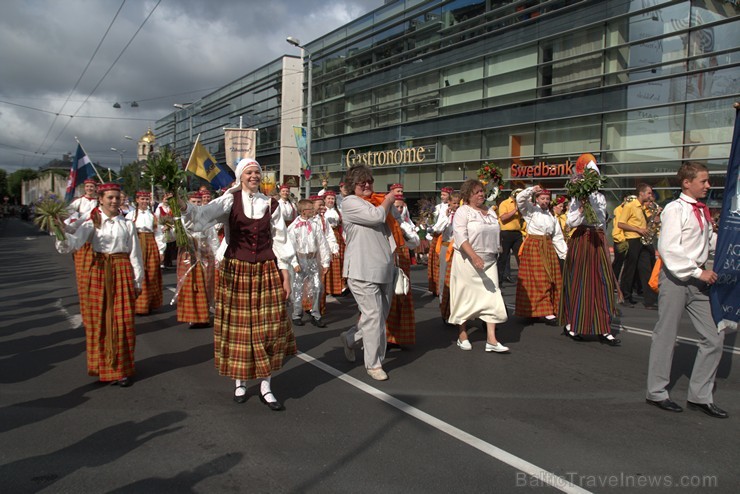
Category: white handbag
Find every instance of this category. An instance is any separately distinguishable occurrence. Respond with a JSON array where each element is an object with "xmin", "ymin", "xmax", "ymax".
[{"xmin": 394, "ymin": 265, "xmax": 410, "ymax": 295}]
